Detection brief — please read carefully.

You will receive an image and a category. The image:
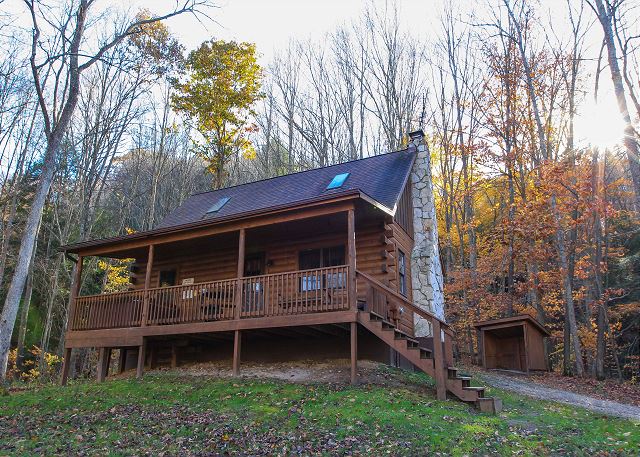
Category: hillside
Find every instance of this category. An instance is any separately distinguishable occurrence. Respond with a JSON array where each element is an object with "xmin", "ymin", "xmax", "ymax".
[{"xmin": 1, "ymin": 366, "xmax": 638, "ymax": 456}]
